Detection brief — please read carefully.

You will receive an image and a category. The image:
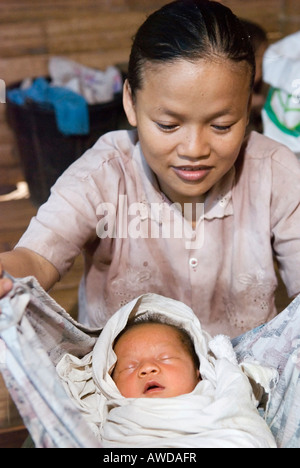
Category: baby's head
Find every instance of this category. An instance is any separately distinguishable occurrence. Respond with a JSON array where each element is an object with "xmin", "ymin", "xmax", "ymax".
[{"xmin": 111, "ymin": 314, "xmax": 201, "ymax": 398}]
